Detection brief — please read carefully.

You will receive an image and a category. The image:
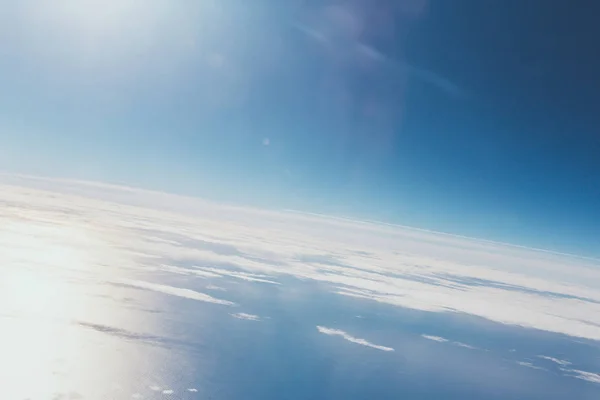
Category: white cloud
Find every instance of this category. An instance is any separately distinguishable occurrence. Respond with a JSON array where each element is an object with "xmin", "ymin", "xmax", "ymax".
[
  {"xmin": 206, "ymin": 284, "xmax": 226, "ymax": 291},
  {"xmin": 421, "ymin": 335, "xmax": 449, "ymax": 343},
  {"xmin": 537, "ymin": 355, "xmax": 572, "ymax": 366},
  {"xmin": 317, "ymin": 326, "xmax": 394, "ymax": 352},
  {"xmin": 421, "ymin": 335, "xmax": 479, "ymax": 350},
  {"xmin": 155, "ymin": 264, "xmax": 222, "ymax": 278},
  {"xmin": 454, "ymin": 342, "xmax": 478, "ymax": 350},
  {"xmin": 197, "ymin": 267, "xmax": 280, "ymax": 285},
  {"xmin": 230, "ymin": 312, "xmax": 261, "ymax": 321},
  {"xmin": 563, "ymin": 369, "xmax": 600, "ymax": 384},
  {"xmin": 2, "ymin": 174, "xmax": 600, "ymax": 341},
  {"xmin": 517, "ymin": 361, "xmax": 546, "ymax": 371},
  {"xmin": 116, "ymin": 279, "xmax": 235, "ymax": 306}
]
